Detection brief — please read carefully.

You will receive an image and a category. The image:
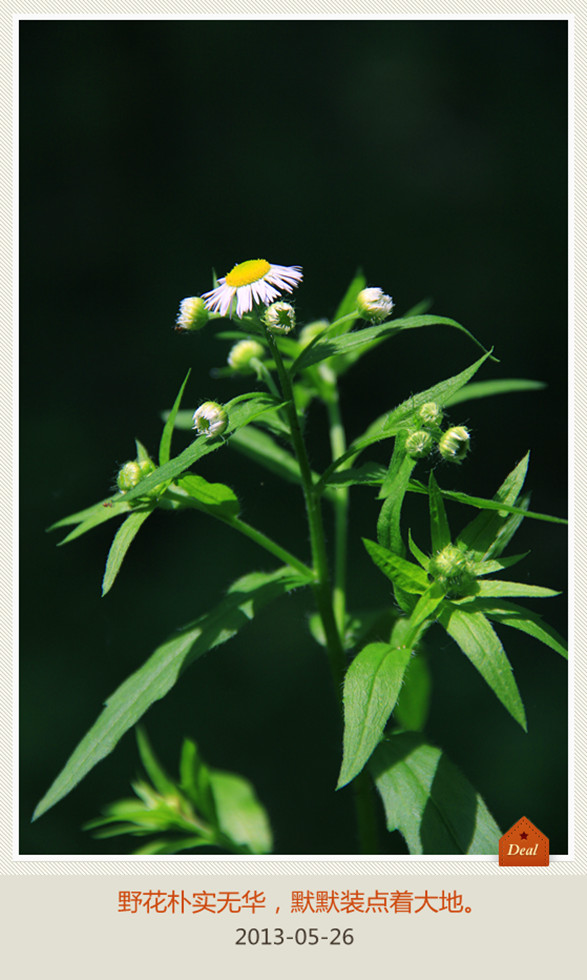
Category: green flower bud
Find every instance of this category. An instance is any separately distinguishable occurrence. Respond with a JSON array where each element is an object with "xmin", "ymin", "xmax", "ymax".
[
  {"xmin": 405, "ymin": 429, "xmax": 434, "ymax": 459},
  {"xmin": 116, "ymin": 461, "xmax": 142, "ymax": 493},
  {"xmin": 356, "ymin": 287, "xmax": 394, "ymax": 323},
  {"xmin": 175, "ymin": 296, "xmax": 210, "ymax": 332},
  {"xmin": 192, "ymin": 401, "xmax": 228, "ymax": 438},
  {"xmin": 227, "ymin": 338, "xmax": 265, "ymax": 373},
  {"xmin": 417, "ymin": 401, "xmax": 443, "ymax": 428},
  {"xmin": 263, "ymin": 301, "xmax": 296, "ymax": 334},
  {"xmin": 299, "ymin": 319, "xmax": 329, "ymax": 348},
  {"xmin": 438, "ymin": 426, "xmax": 470, "ymax": 461},
  {"xmin": 116, "ymin": 456, "xmax": 157, "ymax": 494},
  {"xmin": 429, "ymin": 544, "xmax": 474, "ymax": 596}
]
